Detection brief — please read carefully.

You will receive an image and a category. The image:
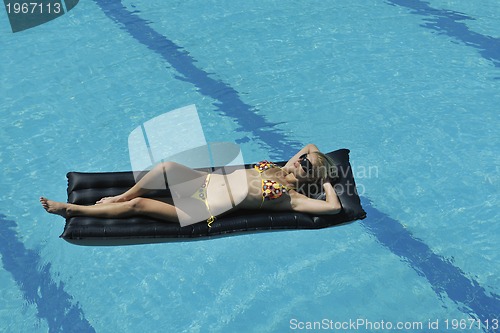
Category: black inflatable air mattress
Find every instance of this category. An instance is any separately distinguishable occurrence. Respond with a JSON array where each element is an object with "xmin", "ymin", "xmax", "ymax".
[{"xmin": 61, "ymin": 149, "xmax": 366, "ymax": 245}]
